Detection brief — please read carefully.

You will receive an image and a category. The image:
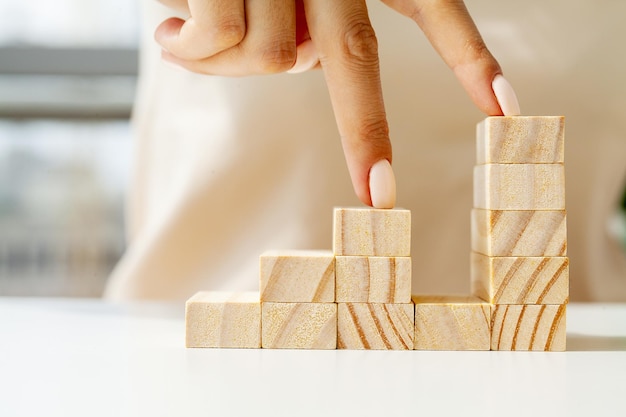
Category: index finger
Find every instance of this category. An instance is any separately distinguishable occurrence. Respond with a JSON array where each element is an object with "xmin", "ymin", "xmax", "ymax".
[
  {"xmin": 383, "ymin": 0, "xmax": 514, "ymax": 115},
  {"xmin": 303, "ymin": 0, "xmax": 396, "ymax": 208}
]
